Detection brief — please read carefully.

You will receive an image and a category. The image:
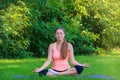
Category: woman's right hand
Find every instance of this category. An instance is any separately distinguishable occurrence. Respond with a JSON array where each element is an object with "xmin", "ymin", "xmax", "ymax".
[{"xmin": 34, "ymin": 68, "xmax": 42, "ymax": 73}]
